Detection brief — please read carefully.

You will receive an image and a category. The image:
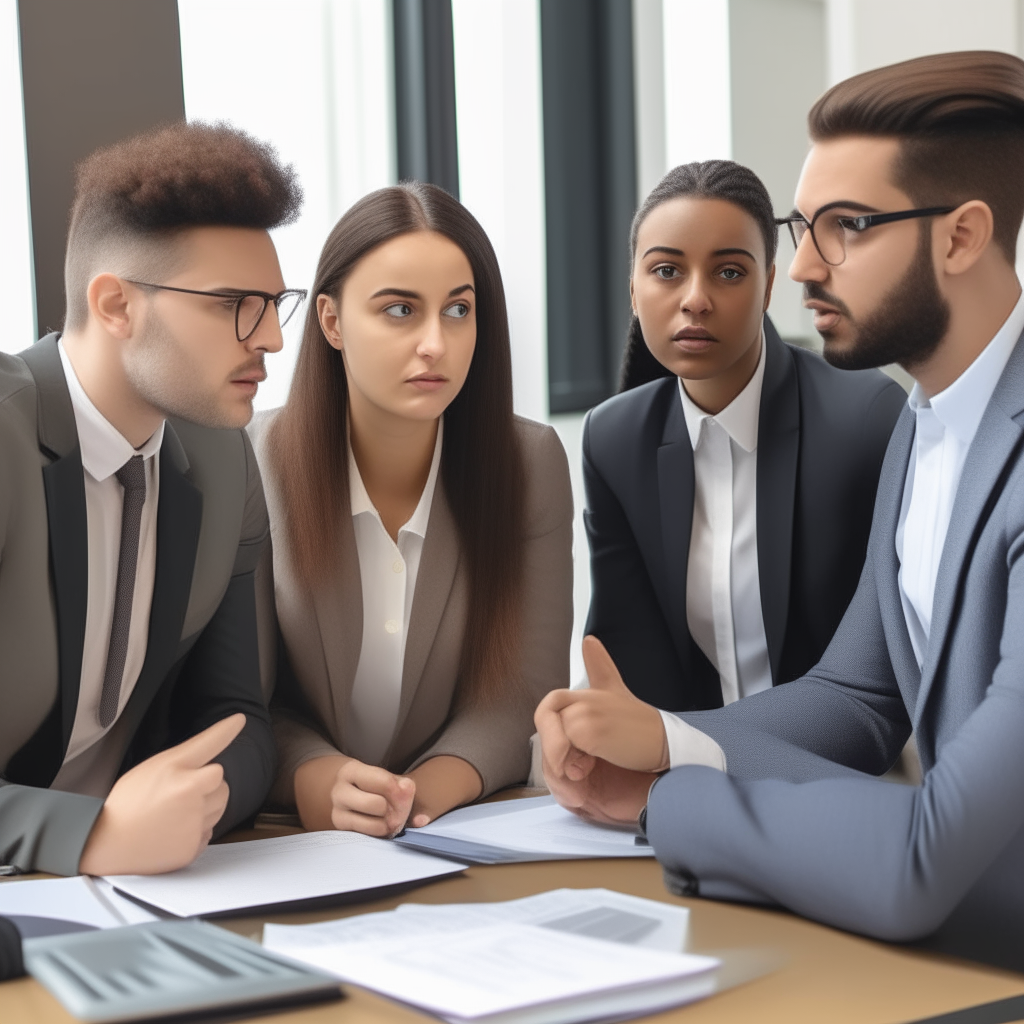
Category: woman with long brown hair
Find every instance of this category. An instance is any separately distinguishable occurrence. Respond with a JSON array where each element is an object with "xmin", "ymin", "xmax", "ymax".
[{"xmin": 251, "ymin": 182, "xmax": 573, "ymax": 837}]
